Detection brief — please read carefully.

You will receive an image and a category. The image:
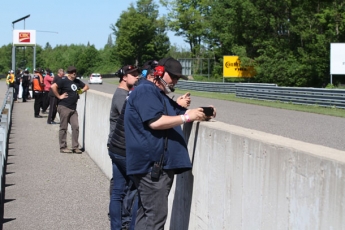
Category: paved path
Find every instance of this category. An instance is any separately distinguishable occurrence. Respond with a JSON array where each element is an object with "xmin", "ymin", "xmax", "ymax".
[{"xmin": 1, "ymin": 81, "xmax": 110, "ymax": 230}]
